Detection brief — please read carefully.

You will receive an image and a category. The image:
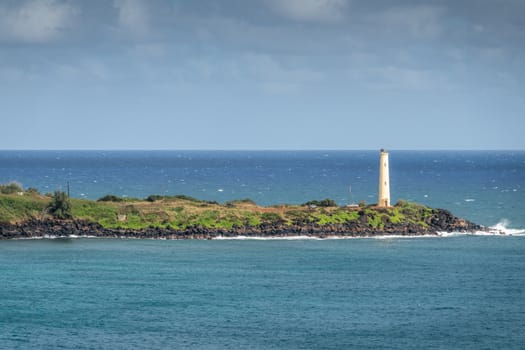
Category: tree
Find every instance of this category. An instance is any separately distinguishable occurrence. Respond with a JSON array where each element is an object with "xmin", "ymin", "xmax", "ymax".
[{"xmin": 47, "ymin": 191, "xmax": 72, "ymax": 219}]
